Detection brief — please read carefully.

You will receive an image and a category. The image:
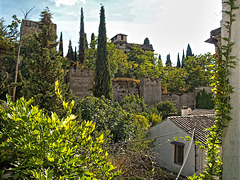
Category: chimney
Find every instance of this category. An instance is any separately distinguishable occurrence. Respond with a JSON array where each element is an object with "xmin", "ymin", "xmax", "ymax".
[{"xmin": 181, "ymin": 106, "xmax": 188, "ymax": 116}]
